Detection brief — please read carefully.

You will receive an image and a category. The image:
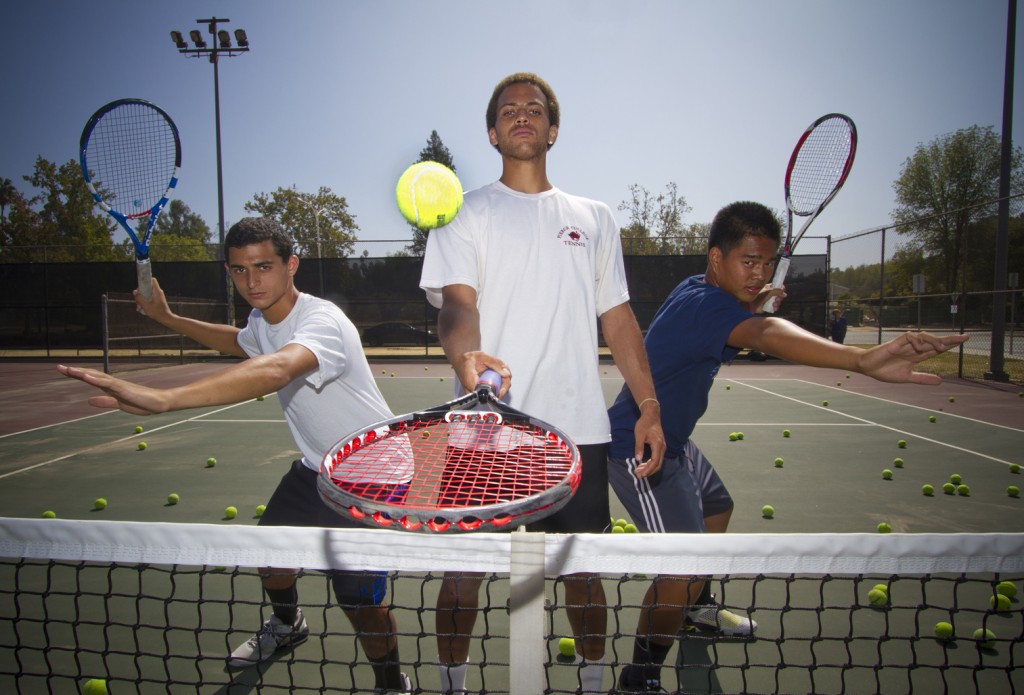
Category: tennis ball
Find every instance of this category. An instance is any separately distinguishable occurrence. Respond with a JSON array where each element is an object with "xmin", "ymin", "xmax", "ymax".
[
  {"xmin": 956, "ymin": 484, "xmax": 970, "ymax": 496},
  {"xmin": 882, "ymin": 469, "xmax": 893, "ymax": 480},
  {"xmin": 867, "ymin": 588, "xmax": 888, "ymax": 606},
  {"xmin": 934, "ymin": 621, "xmax": 954, "ymax": 640},
  {"xmin": 623, "ymin": 523, "xmax": 638, "ymax": 533},
  {"xmin": 991, "ymin": 594, "xmax": 1011, "ymax": 612},
  {"xmin": 728, "ymin": 432, "xmax": 739, "ymax": 441},
  {"xmin": 137, "ymin": 441, "xmax": 147, "ymax": 450},
  {"xmin": 893, "ymin": 457, "xmax": 904, "ymax": 468},
  {"xmin": 783, "ymin": 429, "xmax": 791, "ymax": 438},
  {"xmin": 725, "ymin": 384, "xmax": 731, "ymax": 390},
  {"xmin": 167, "ymin": 493, "xmax": 180, "ymax": 505},
  {"xmin": 761, "ymin": 505, "xmax": 775, "ymax": 519},
  {"xmin": 256, "ymin": 395, "xmax": 265, "ymax": 401},
  {"xmin": 42, "ymin": 510, "xmax": 56, "ymax": 519},
  {"xmin": 877, "ymin": 522, "xmax": 892, "ymax": 533},
  {"xmin": 949, "ymin": 396, "xmax": 956, "ymax": 403},
  {"xmin": 950, "ymin": 474, "xmax": 963, "ymax": 485},
  {"xmin": 224, "ymin": 506, "xmax": 237, "ymax": 519},
  {"xmin": 922, "ymin": 484, "xmax": 935, "ymax": 496},
  {"xmin": 846, "ymin": 374, "xmax": 851, "ymax": 379},
  {"xmin": 255, "ymin": 504, "xmax": 266, "ymax": 517},
  {"xmin": 943, "ymin": 482, "xmax": 956, "ymax": 495},
  {"xmin": 997, "ymin": 581, "xmax": 1018, "ymax": 598},
  {"xmin": 1010, "ymin": 463, "xmax": 1021, "ymax": 474},
  {"xmin": 897, "ymin": 440, "xmax": 907, "ymax": 449},
  {"xmin": 929, "ymin": 415, "xmax": 937, "ymax": 423},
  {"xmin": 1008, "ymin": 486, "xmax": 1021, "ymax": 498},
  {"xmin": 82, "ymin": 678, "xmax": 108, "ymax": 694},
  {"xmin": 93, "ymin": 498, "xmax": 107, "ymax": 511},
  {"xmin": 614, "ymin": 518, "xmax": 628, "ymax": 529},
  {"xmin": 774, "ymin": 457, "xmax": 784, "ymax": 468},
  {"xmin": 872, "ymin": 583, "xmax": 888, "ymax": 593},
  {"xmin": 972, "ymin": 627, "xmax": 996, "ymax": 648},
  {"xmin": 395, "ymin": 161, "xmax": 463, "ymax": 229},
  {"xmin": 206, "ymin": 457, "xmax": 217, "ymax": 468},
  {"xmin": 611, "ymin": 525, "xmax": 625, "ymax": 534},
  {"xmin": 134, "ymin": 425, "xmax": 144, "ymax": 433},
  {"xmin": 736, "ymin": 432, "xmax": 744, "ymax": 440},
  {"xmin": 822, "ymin": 400, "xmax": 829, "ymax": 407},
  {"xmin": 558, "ymin": 637, "xmax": 576, "ymax": 657}
]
